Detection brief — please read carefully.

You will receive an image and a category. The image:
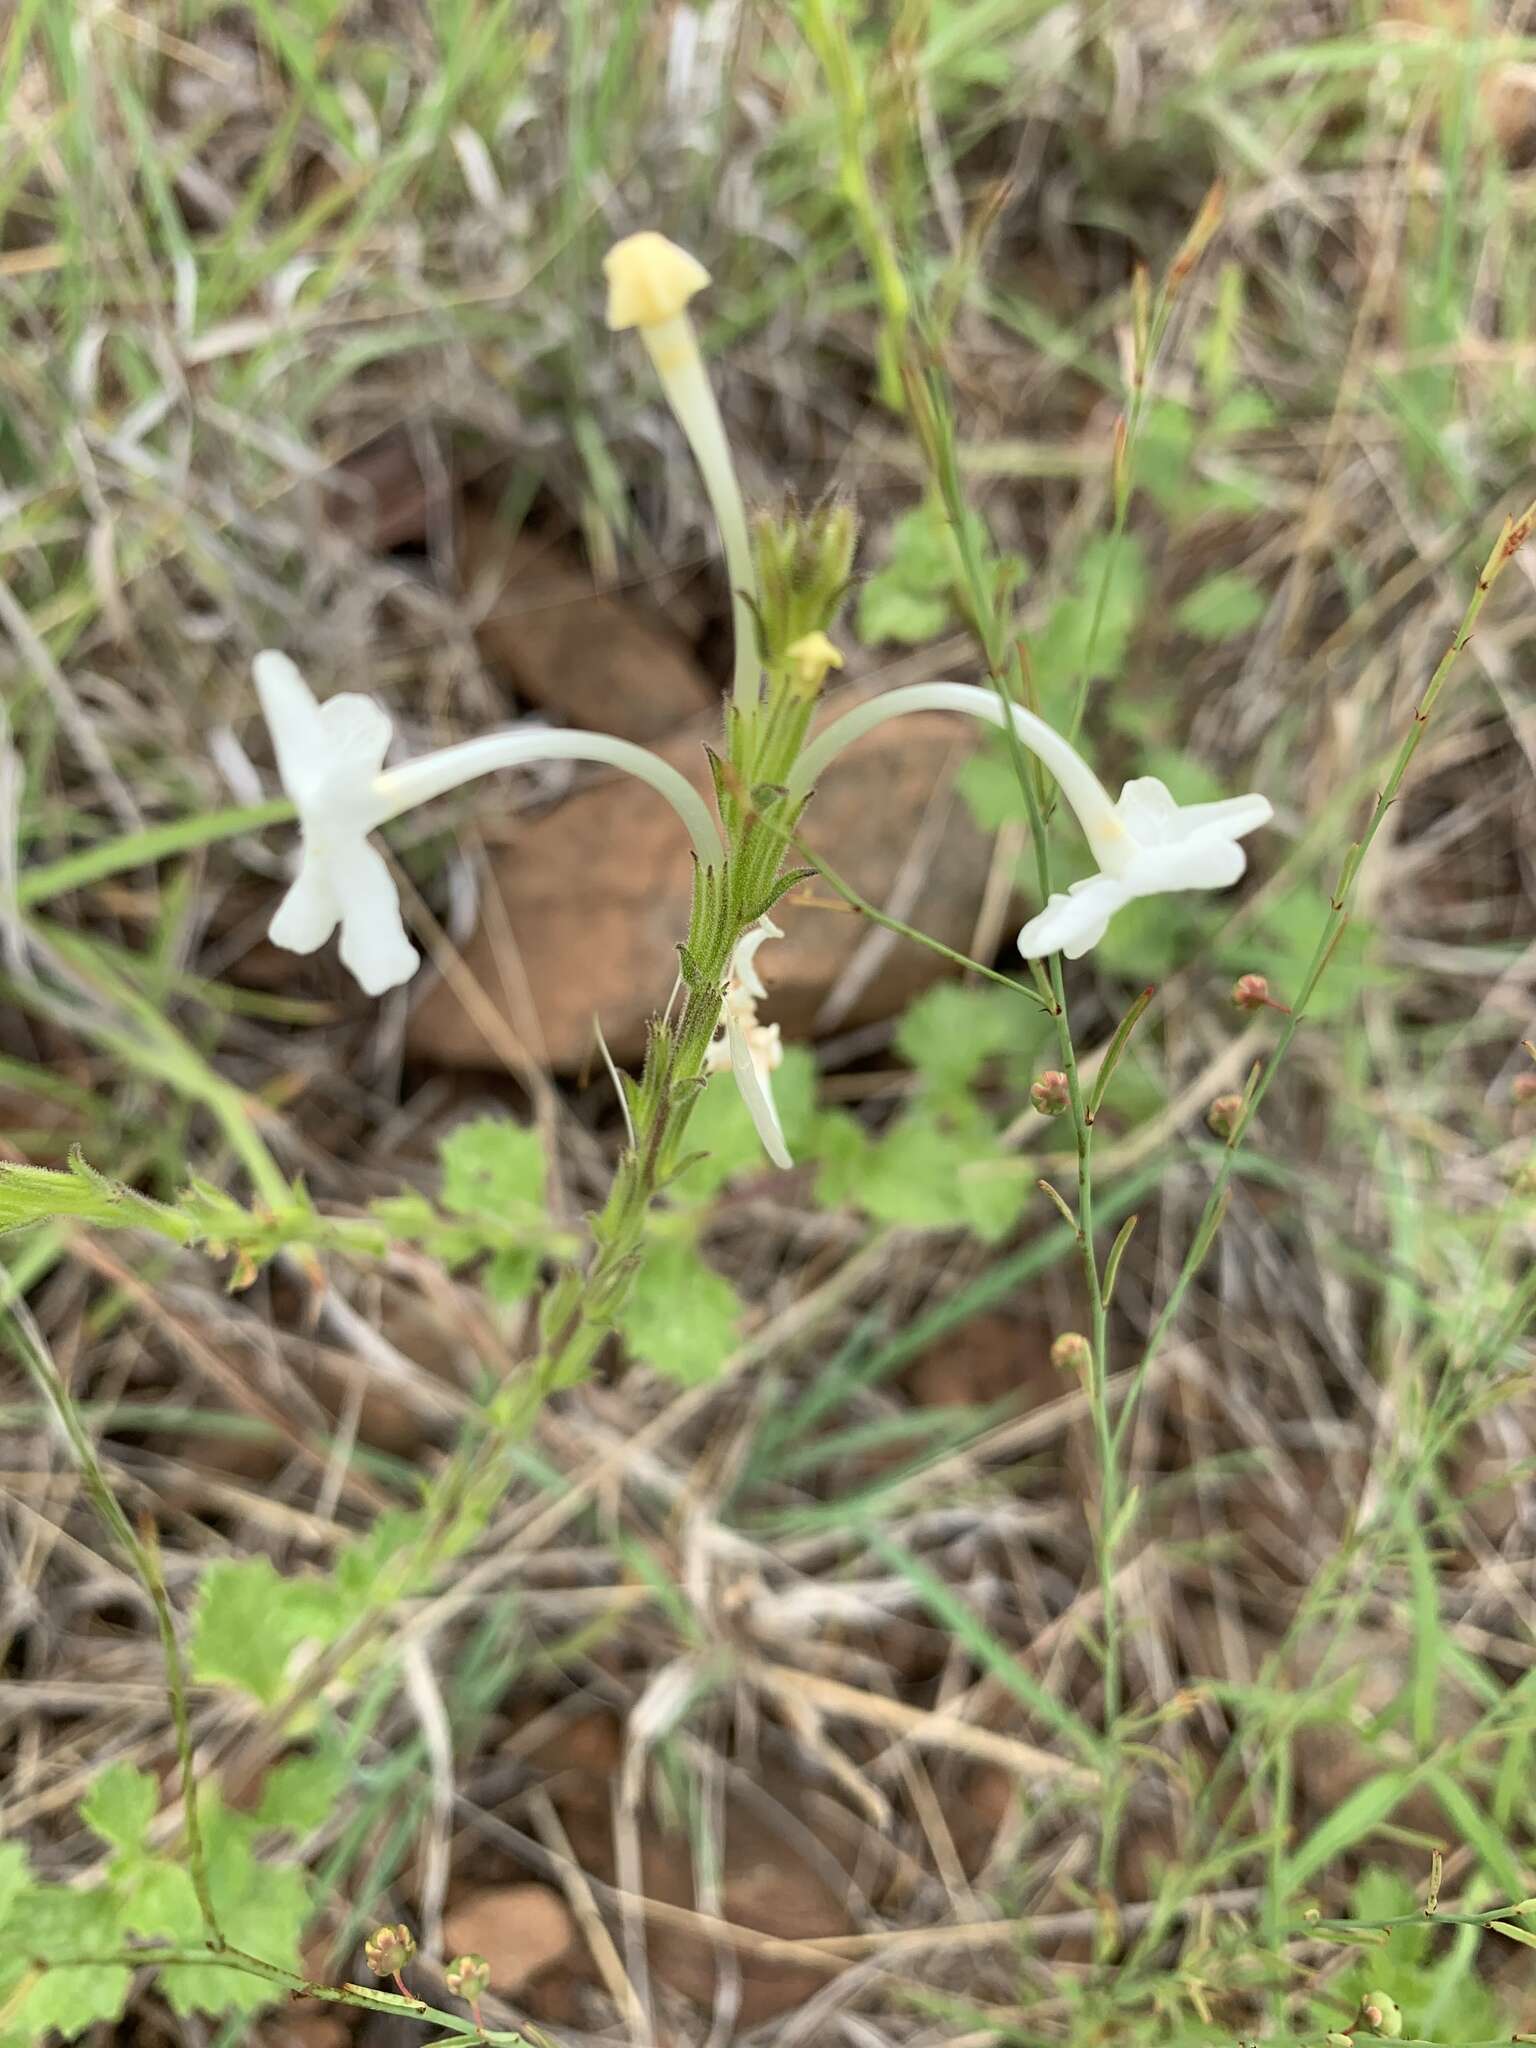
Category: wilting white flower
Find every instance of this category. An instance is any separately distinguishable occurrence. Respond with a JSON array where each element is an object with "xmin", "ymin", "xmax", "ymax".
[
  {"xmin": 706, "ymin": 918, "xmax": 790, "ymax": 1169},
  {"xmin": 253, "ymin": 650, "xmax": 419, "ymax": 996},
  {"xmin": 1016, "ymin": 778, "xmax": 1274, "ymax": 961},
  {"xmin": 788, "ymin": 680, "xmax": 1272, "ymax": 963}
]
